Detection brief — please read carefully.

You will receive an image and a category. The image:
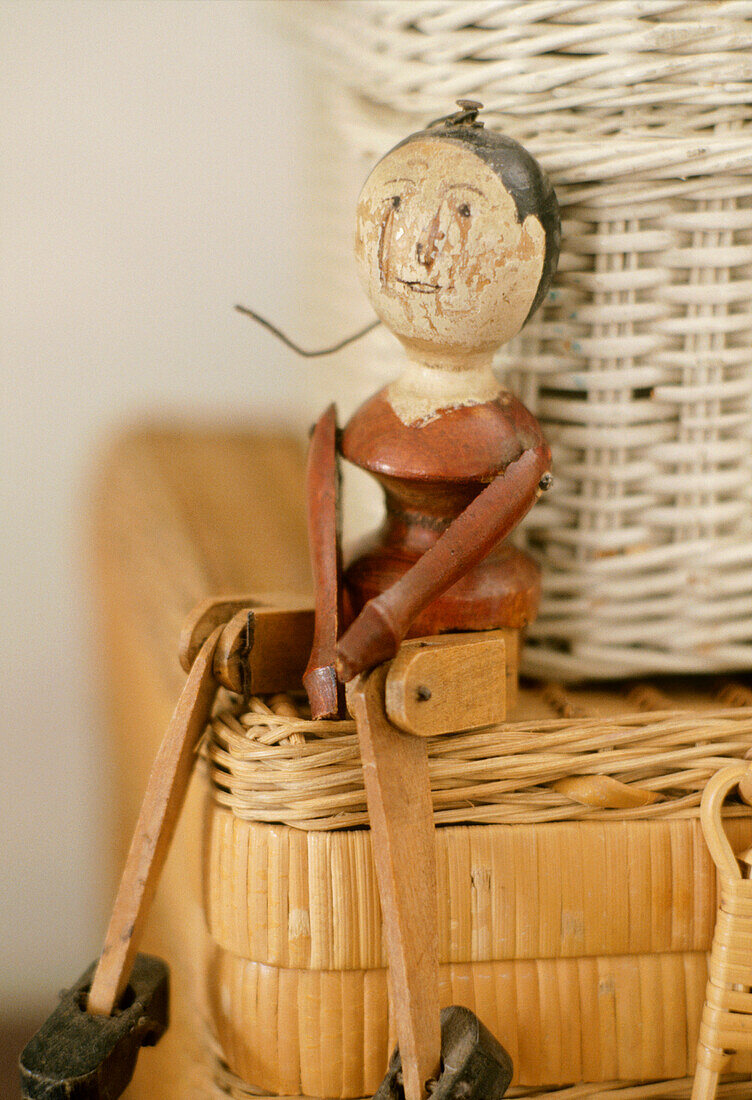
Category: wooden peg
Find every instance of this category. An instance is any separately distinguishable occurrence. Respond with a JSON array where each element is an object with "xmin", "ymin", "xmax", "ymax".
[
  {"xmin": 347, "ymin": 666, "xmax": 441, "ymax": 1100},
  {"xmin": 385, "ymin": 631, "xmax": 507, "ymax": 737}
]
